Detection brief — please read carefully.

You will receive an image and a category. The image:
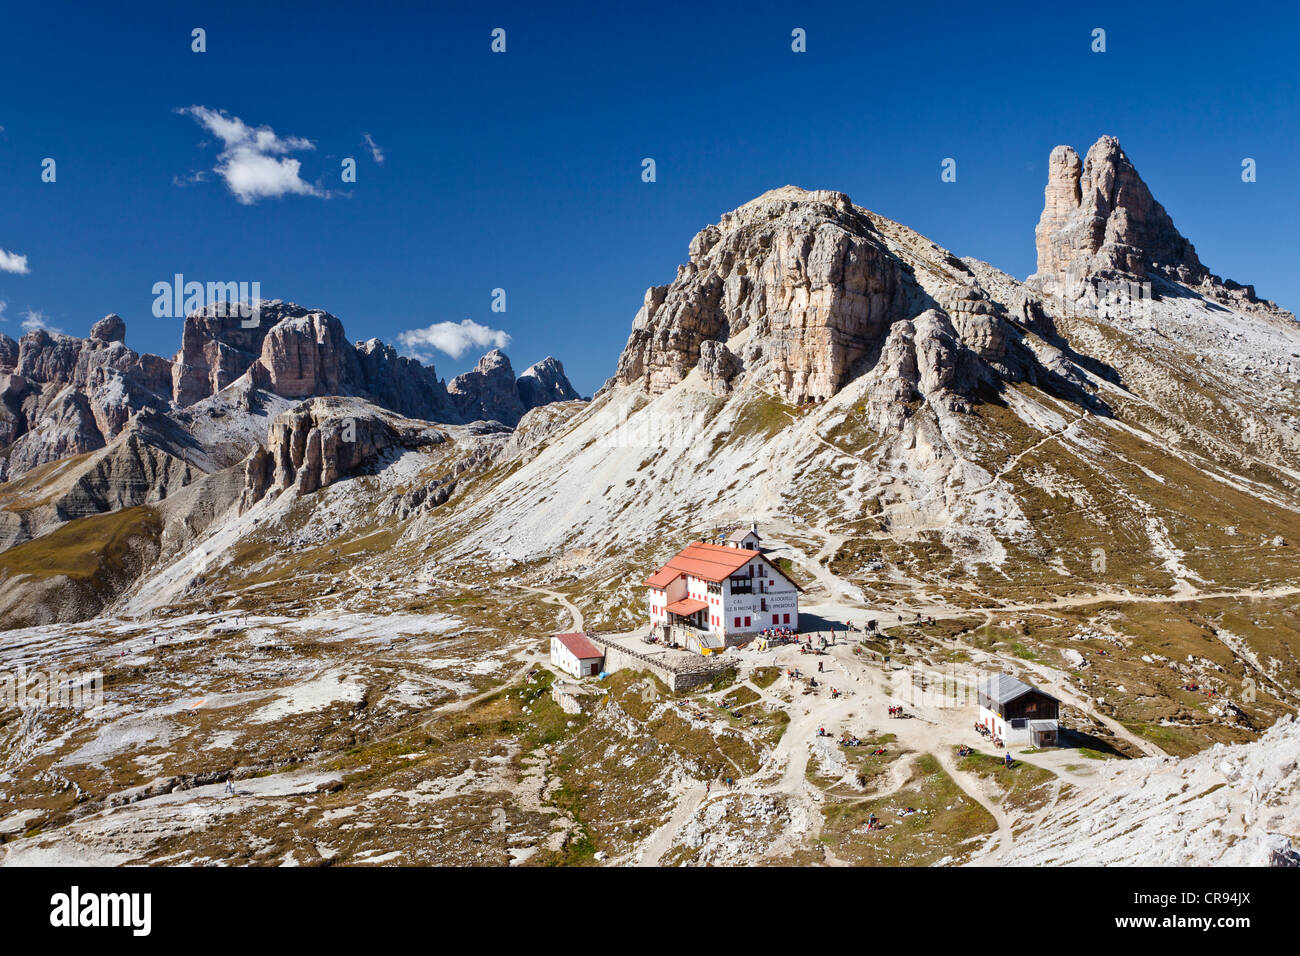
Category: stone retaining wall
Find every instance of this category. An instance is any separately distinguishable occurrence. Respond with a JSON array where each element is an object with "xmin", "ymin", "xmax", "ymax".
[{"xmin": 585, "ymin": 631, "xmax": 734, "ymax": 693}]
